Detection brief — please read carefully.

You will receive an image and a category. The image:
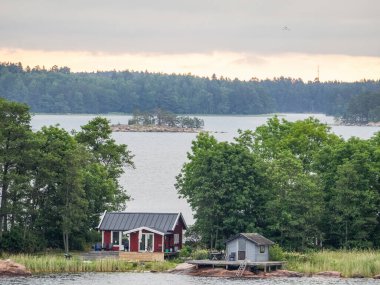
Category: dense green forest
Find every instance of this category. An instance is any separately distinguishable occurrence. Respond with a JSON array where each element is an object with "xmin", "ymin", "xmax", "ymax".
[
  {"xmin": 0, "ymin": 98, "xmax": 133, "ymax": 252},
  {"xmin": 1, "ymin": 62, "xmax": 379, "ymax": 121},
  {"xmin": 176, "ymin": 118, "xmax": 380, "ymax": 250}
]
